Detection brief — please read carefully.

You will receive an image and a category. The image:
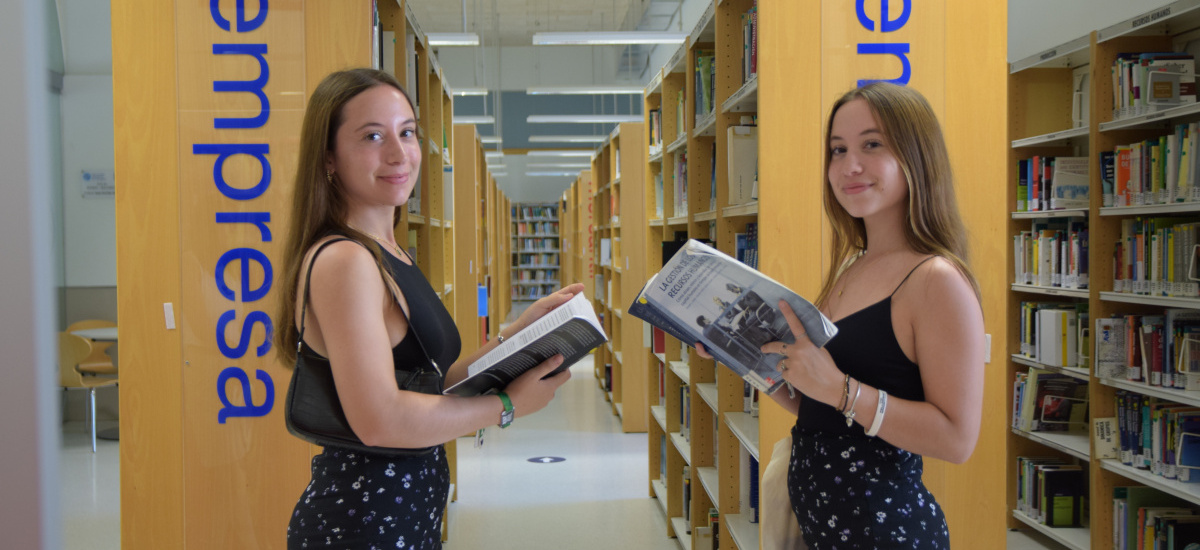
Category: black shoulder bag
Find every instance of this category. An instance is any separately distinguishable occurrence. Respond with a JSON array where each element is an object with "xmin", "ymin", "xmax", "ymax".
[{"xmin": 284, "ymin": 238, "xmax": 443, "ymax": 456}]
